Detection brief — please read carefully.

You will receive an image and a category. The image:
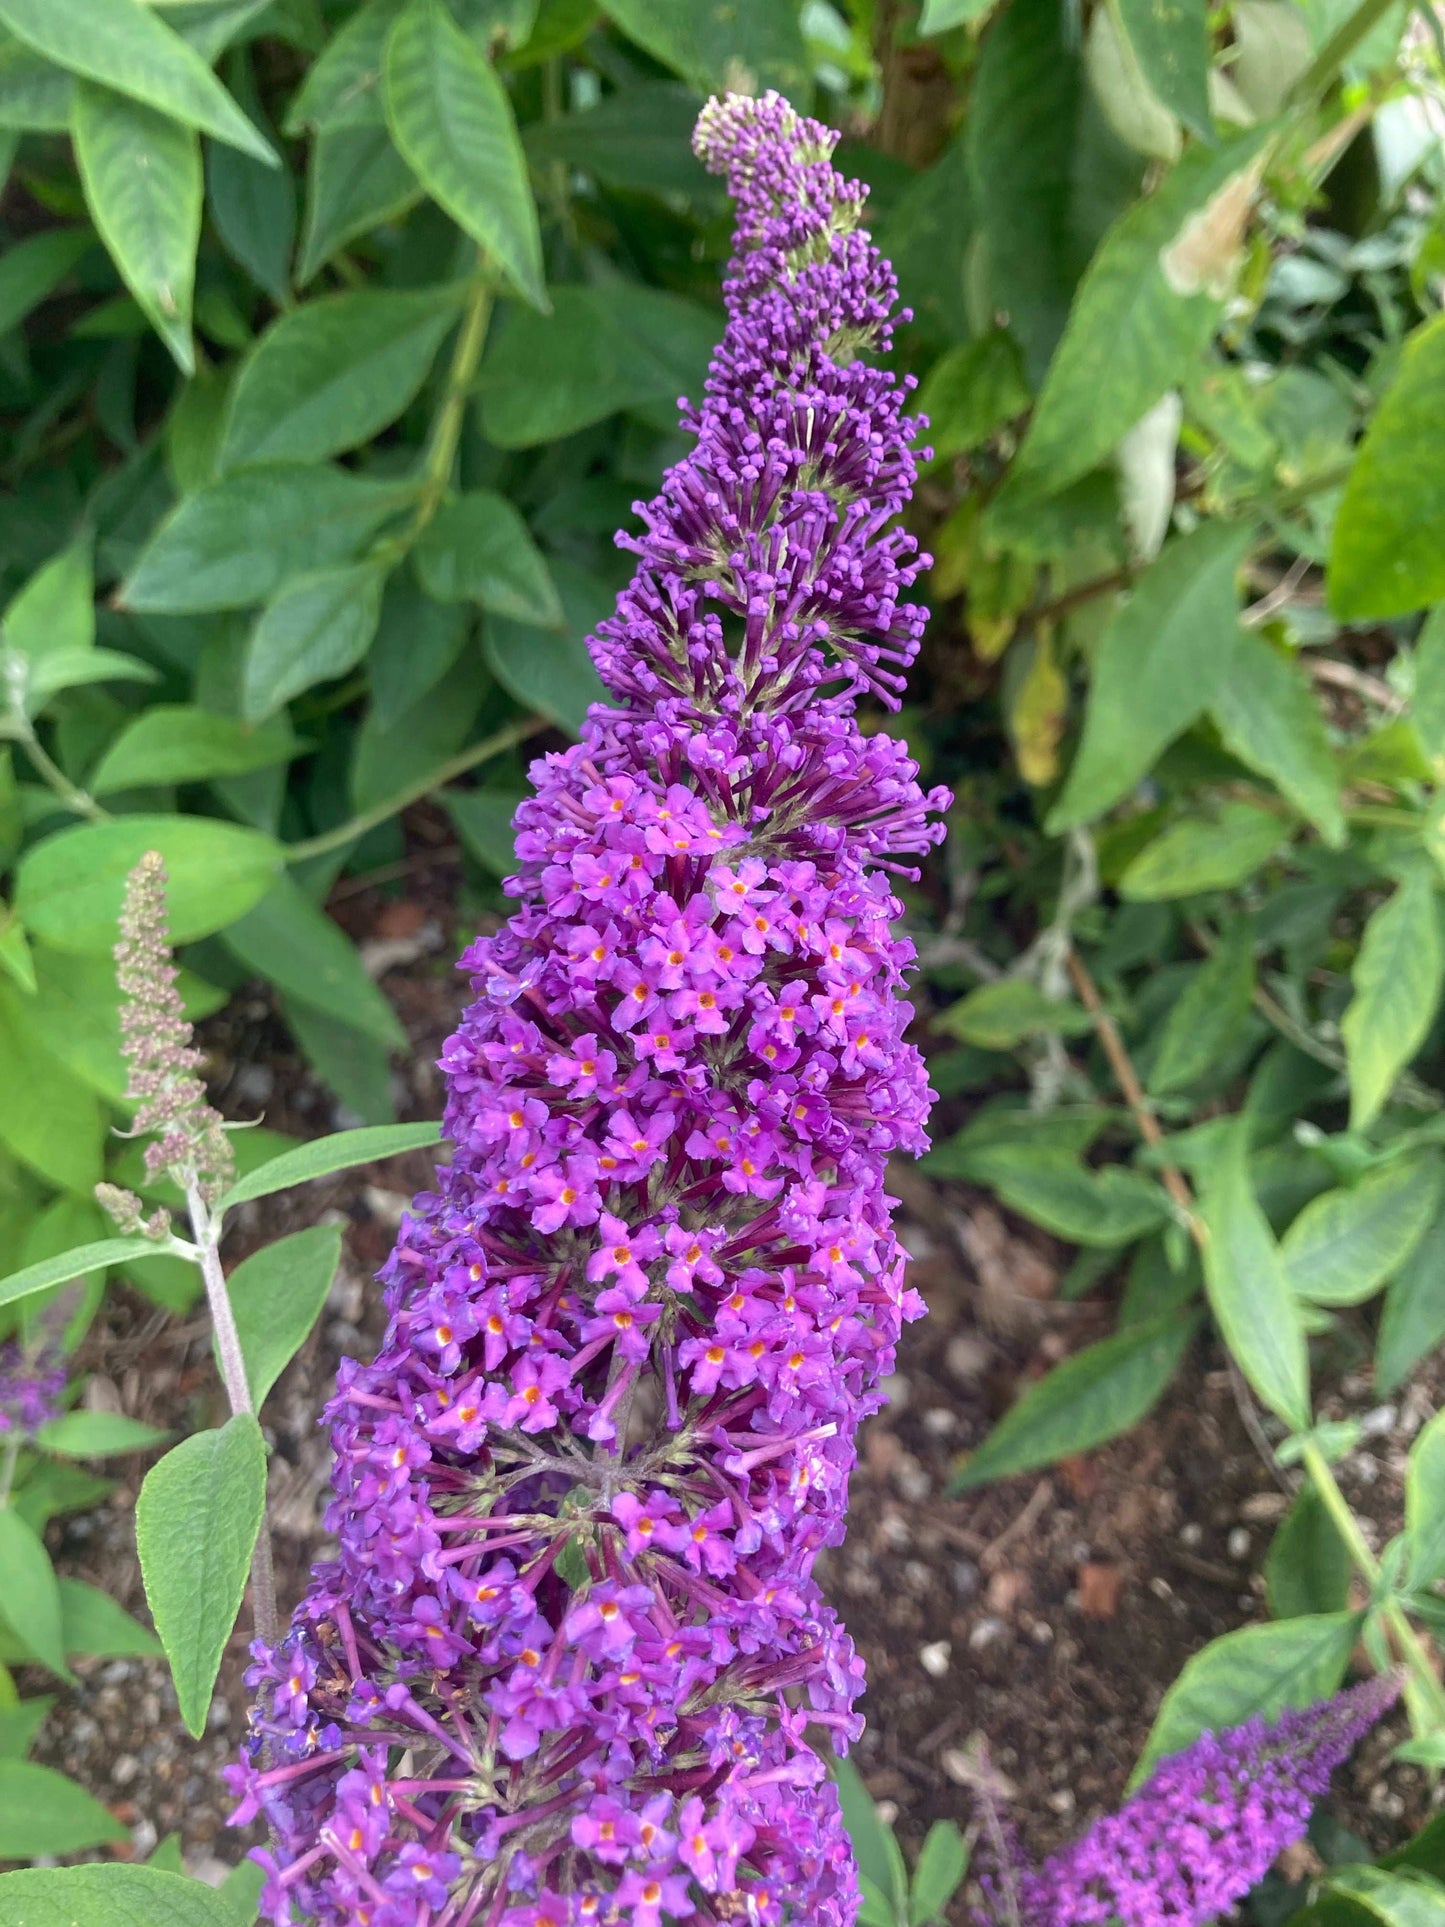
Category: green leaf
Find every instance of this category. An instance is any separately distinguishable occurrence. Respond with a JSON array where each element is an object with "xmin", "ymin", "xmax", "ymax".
[
  {"xmin": 484, "ymin": 556, "xmax": 609, "ymax": 735},
  {"xmin": 348, "ymin": 646, "xmax": 487, "ymax": 813},
  {"xmin": 1199, "ymin": 1123, "xmax": 1311, "ymax": 1430},
  {"xmin": 0, "ymin": 225, "xmax": 90, "ymax": 334},
  {"xmin": 1119, "ymin": 801, "xmax": 1287, "ymax": 901},
  {"xmin": 121, "ymin": 466, "xmax": 414, "ymax": 614},
  {"xmin": 1265, "ymin": 1484, "xmax": 1352, "ymax": 1620},
  {"xmin": 72, "ymin": 80, "xmax": 201, "ymax": 374},
  {"xmin": 207, "ymin": 130, "xmax": 294, "ymax": 305},
  {"xmin": 910, "ymin": 1822, "xmax": 970, "ymax": 1926},
  {"xmin": 916, "ymin": 331, "xmax": 1028, "ymax": 465},
  {"xmin": 445, "ymin": 786, "xmax": 522, "ymax": 878},
  {"xmin": 1112, "ymin": 0, "xmax": 1211, "ymax": 137},
  {"xmin": 223, "ymin": 872, "xmax": 404, "ymax": 1048},
  {"xmin": 1341, "ymin": 871, "xmax": 1444, "ymax": 1132},
  {"xmin": 1329, "ymin": 315, "xmax": 1445, "ymax": 620},
  {"xmin": 415, "ymin": 491, "xmax": 561, "ymax": 626},
  {"xmin": 2, "ymin": 539, "xmax": 94, "ymax": 662},
  {"xmin": 1406, "ymin": 1407, "xmax": 1445, "ymax": 1589},
  {"xmin": 966, "ymin": 0, "xmax": 1142, "ymax": 383},
  {"xmin": 1212, "ymin": 630, "xmax": 1345, "ymax": 845},
  {"xmin": 478, "ymin": 283, "xmax": 719, "ymax": 447},
  {"xmin": 0, "ymin": 1509, "xmax": 69, "ymax": 1679},
  {"xmin": 37, "ymin": 1411, "xmax": 167, "ymax": 1458},
  {"xmin": 22, "ymin": 648, "xmax": 159, "ymax": 712},
  {"xmin": 296, "ymin": 119, "xmax": 420, "ymax": 283},
  {"xmin": 0, "ymin": 1866, "xmax": 242, "ymax": 1926},
  {"xmin": 1003, "ymin": 128, "xmax": 1269, "ymax": 502},
  {"xmin": 0, "ymin": 1695, "xmax": 53, "ymax": 1760},
  {"xmin": 16, "ymin": 815, "xmax": 281, "ymax": 953},
  {"xmin": 981, "ymin": 1154, "xmax": 1169, "ymax": 1244},
  {"xmin": 920, "ymin": 0, "xmax": 996, "ymax": 27},
  {"xmin": 241, "ymin": 561, "xmax": 387, "ymax": 720},
  {"xmin": 1411, "ymin": 604, "xmax": 1445, "ymax": 770},
  {"xmin": 1149, "ymin": 928, "xmax": 1255, "ymax": 1094},
  {"xmin": 1051, "ymin": 522, "xmax": 1251, "ymax": 828},
  {"xmin": 1132, "ymin": 1613, "xmax": 1360, "ymax": 1785},
  {"xmin": 0, "ymin": 1237, "xmax": 178, "ymax": 1313},
  {"xmin": 951, "ymin": 1310, "xmax": 1197, "ymax": 1492},
  {"xmin": 383, "ymin": 0, "xmax": 544, "ymax": 309},
  {"xmin": 283, "ymin": 997, "xmax": 396, "ymax": 1124},
  {"xmin": 605, "ymin": 0, "xmax": 808, "ymax": 93},
  {"xmin": 937, "ymin": 978, "xmax": 1091, "ymax": 1049},
  {"xmin": 0, "ymin": 35, "xmax": 74, "ymax": 131},
  {"xmin": 0, "ymin": 0, "xmax": 273, "ymax": 161},
  {"xmin": 1377, "ymin": 1207, "xmax": 1445, "ymax": 1392},
  {"xmin": 221, "ymin": 286, "xmax": 462, "ymax": 470},
  {"xmin": 1282, "ymin": 1155, "xmax": 1443, "ymax": 1308},
  {"xmin": 285, "ymin": 0, "xmax": 400, "ymax": 132},
  {"xmin": 0, "ymin": 1760, "xmax": 127, "ymax": 1858},
  {"xmin": 50, "ymin": 1577, "xmax": 161, "ymax": 1658},
  {"xmin": 90, "ymin": 705, "xmax": 296, "ymax": 795},
  {"xmin": 25, "ymin": 947, "xmax": 218, "ymax": 1102},
  {"xmin": 830, "ymin": 1755, "xmax": 906, "ymax": 1917},
  {"xmin": 521, "ymin": 82, "xmax": 709, "ymax": 197},
  {"xmin": 368, "ymin": 566, "xmax": 468, "ymax": 729},
  {"xmin": 1312, "ymin": 1866, "xmax": 1445, "ymax": 1927},
  {"xmin": 223, "ymin": 1224, "xmax": 341, "ymax": 1409},
  {"xmin": 136, "ymin": 1415, "xmax": 267, "ymax": 1737},
  {"xmin": 218, "ymin": 1120, "xmax": 440, "ymax": 1210},
  {"xmin": 0, "ymin": 988, "xmax": 103, "ymax": 1194}
]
